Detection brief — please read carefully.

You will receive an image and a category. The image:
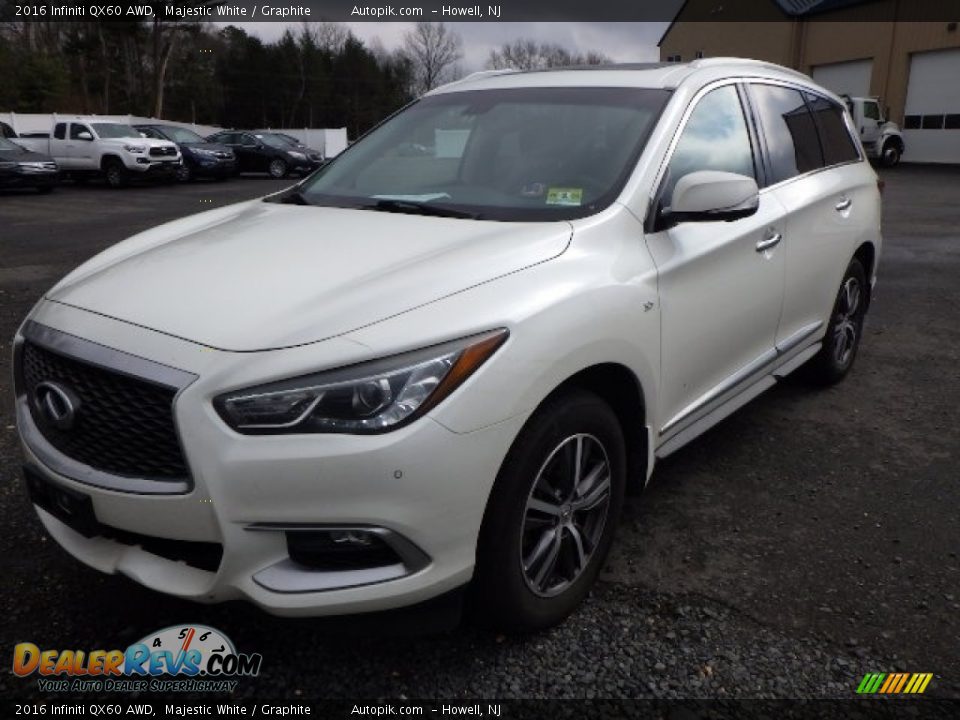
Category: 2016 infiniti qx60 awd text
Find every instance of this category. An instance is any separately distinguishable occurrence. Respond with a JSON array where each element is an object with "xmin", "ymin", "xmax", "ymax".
[{"xmin": 13, "ymin": 59, "xmax": 881, "ymax": 630}]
